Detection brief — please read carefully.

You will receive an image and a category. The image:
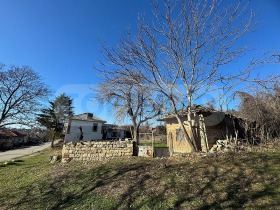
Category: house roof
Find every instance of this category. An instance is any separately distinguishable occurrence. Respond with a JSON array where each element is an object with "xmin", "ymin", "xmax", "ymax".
[
  {"xmin": 0, "ymin": 130, "xmax": 26, "ymax": 138},
  {"xmin": 158, "ymin": 105, "xmax": 246, "ymax": 122},
  {"xmin": 70, "ymin": 113, "xmax": 106, "ymax": 123},
  {"xmin": 158, "ymin": 105, "xmax": 223, "ymax": 121}
]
